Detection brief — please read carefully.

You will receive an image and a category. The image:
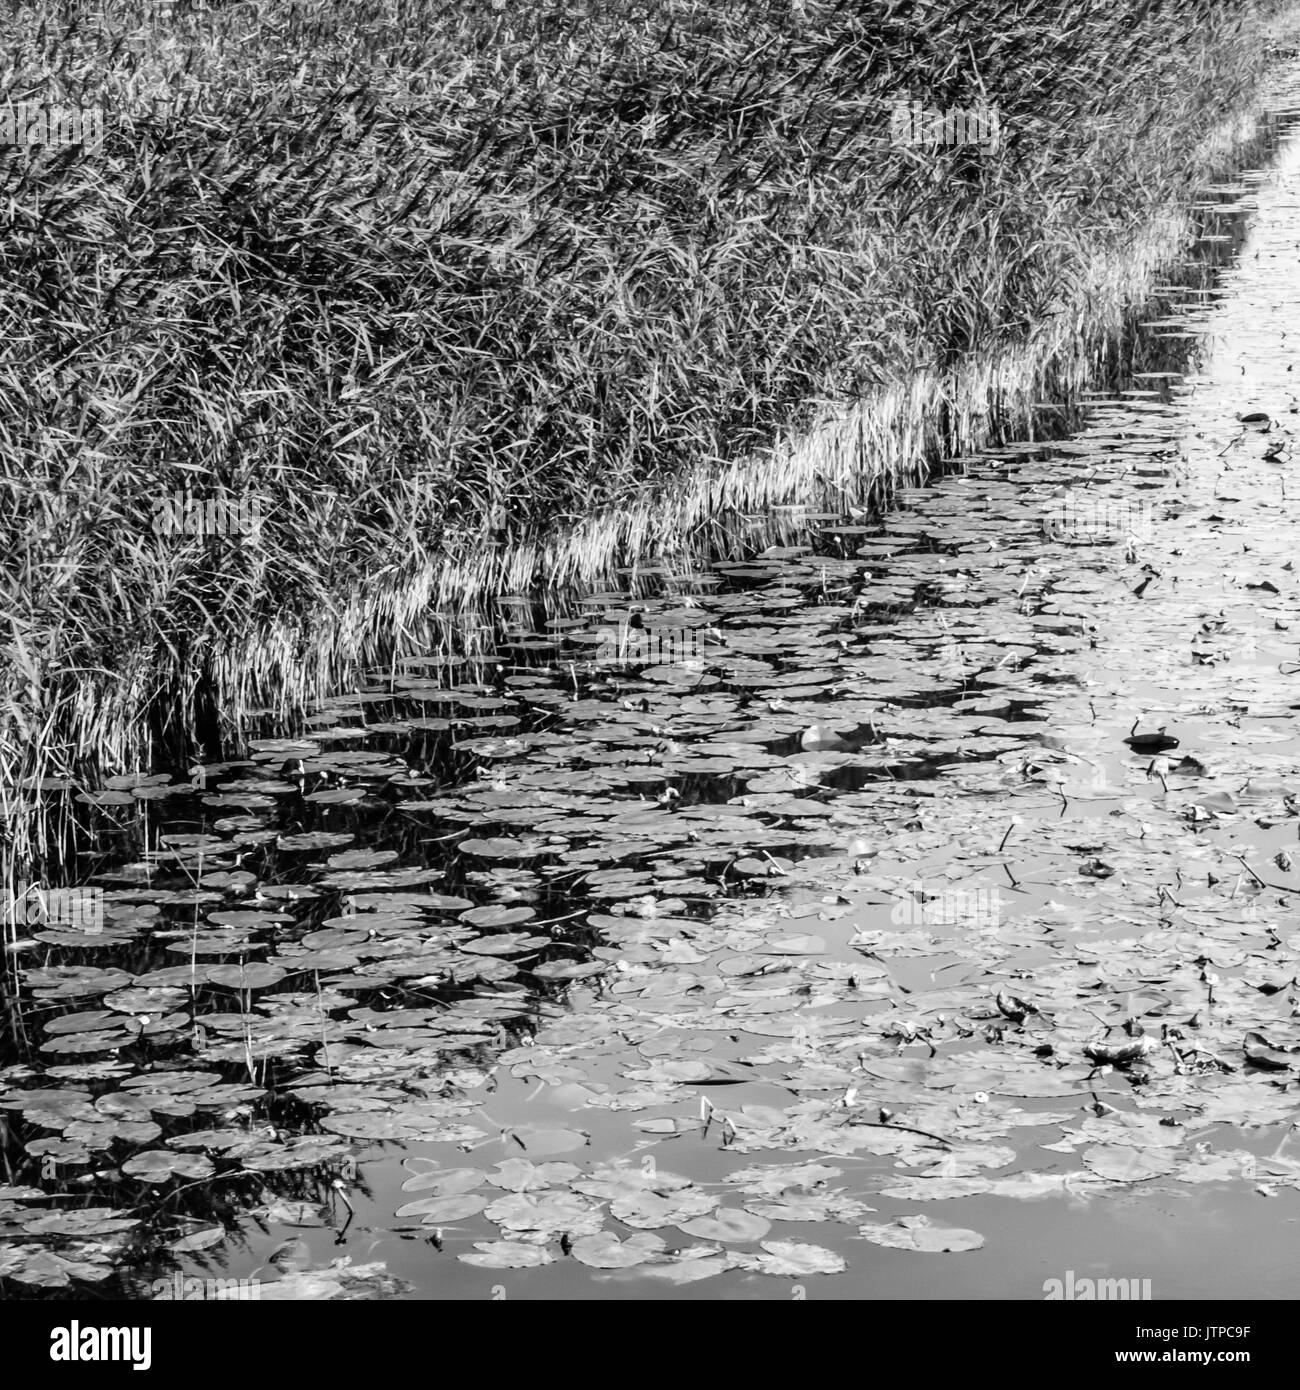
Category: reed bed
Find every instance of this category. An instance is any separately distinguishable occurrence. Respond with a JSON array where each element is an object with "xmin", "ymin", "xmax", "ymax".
[{"xmin": 1, "ymin": 0, "xmax": 1295, "ymax": 871}]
